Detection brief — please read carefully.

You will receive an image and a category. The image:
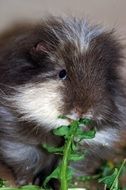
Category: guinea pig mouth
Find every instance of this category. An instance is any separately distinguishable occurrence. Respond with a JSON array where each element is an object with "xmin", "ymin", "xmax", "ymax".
[{"xmin": 66, "ymin": 110, "xmax": 93, "ymax": 121}]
